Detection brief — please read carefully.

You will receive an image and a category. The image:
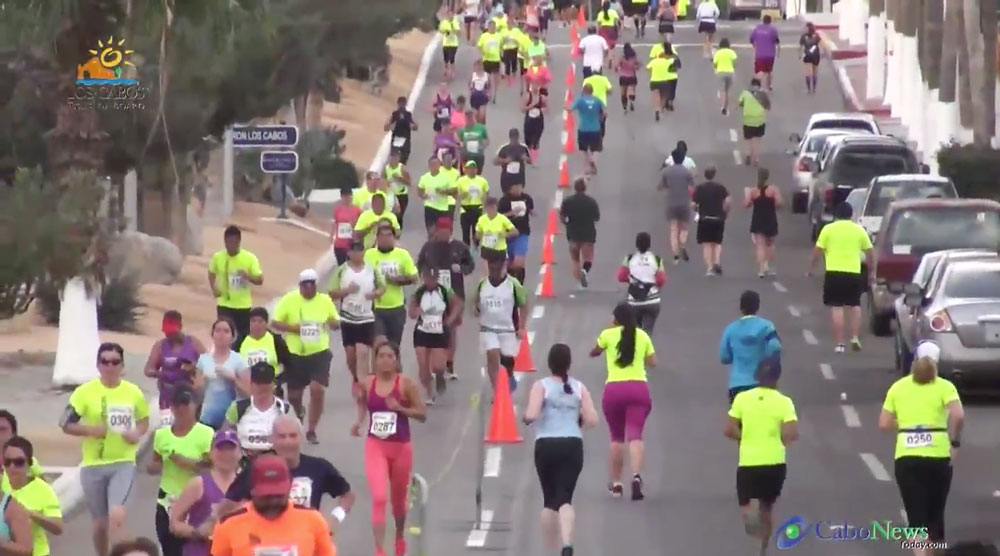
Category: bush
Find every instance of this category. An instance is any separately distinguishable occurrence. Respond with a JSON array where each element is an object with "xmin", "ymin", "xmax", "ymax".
[
  {"xmin": 936, "ymin": 142, "xmax": 1000, "ymax": 200},
  {"xmin": 36, "ymin": 276, "xmax": 145, "ymax": 333}
]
